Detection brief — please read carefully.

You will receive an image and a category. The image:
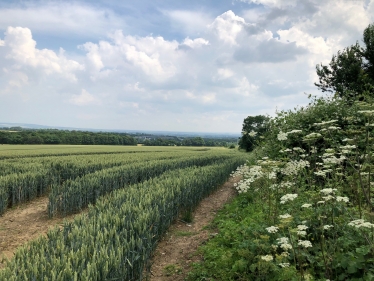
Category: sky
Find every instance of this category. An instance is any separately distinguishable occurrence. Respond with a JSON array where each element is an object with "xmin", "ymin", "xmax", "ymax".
[{"xmin": 0, "ymin": 0, "xmax": 373, "ymax": 133}]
